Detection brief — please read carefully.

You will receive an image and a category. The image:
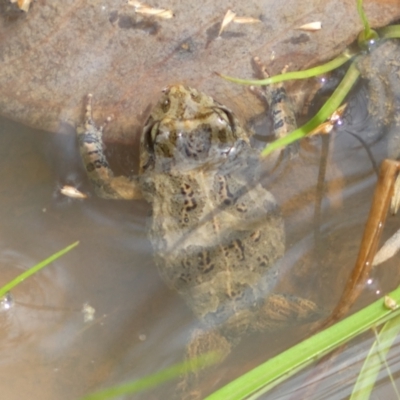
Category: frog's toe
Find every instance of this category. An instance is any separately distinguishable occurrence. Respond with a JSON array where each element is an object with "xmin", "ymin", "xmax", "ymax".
[
  {"xmin": 258, "ymin": 293, "xmax": 321, "ymax": 331},
  {"xmin": 179, "ymin": 328, "xmax": 231, "ymax": 399}
]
